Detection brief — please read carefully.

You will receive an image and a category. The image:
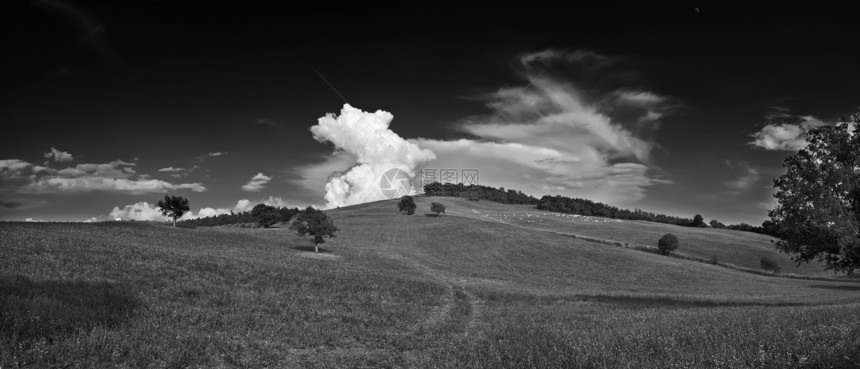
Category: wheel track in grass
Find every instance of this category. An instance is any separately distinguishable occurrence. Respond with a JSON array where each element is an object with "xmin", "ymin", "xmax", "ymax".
[
  {"xmin": 285, "ymin": 213, "xmax": 480, "ymax": 365},
  {"xmin": 380, "ymin": 214, "xmax": 484, "ymax": 367},
  {"xmin": 291, "ymin": 207, "xmax": 485, "ymax": 365}
]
